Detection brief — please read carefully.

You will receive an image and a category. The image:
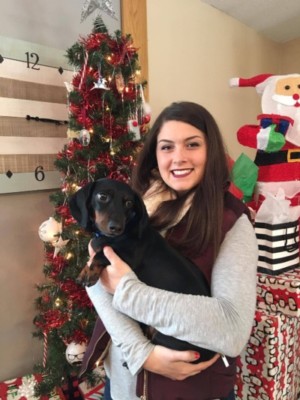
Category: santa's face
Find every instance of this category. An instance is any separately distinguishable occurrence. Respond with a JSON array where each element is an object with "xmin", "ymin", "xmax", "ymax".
[
  {"xmin": 261, "ymin": 74, "xmax": 300, "ymax": 146},
  {"xmin": 272, "ymin": 76, "xmax": 300, "ymax": 107},
  {"xmin": 261, "ymin": 75, "xmax": 300, "ymax": 125}
]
